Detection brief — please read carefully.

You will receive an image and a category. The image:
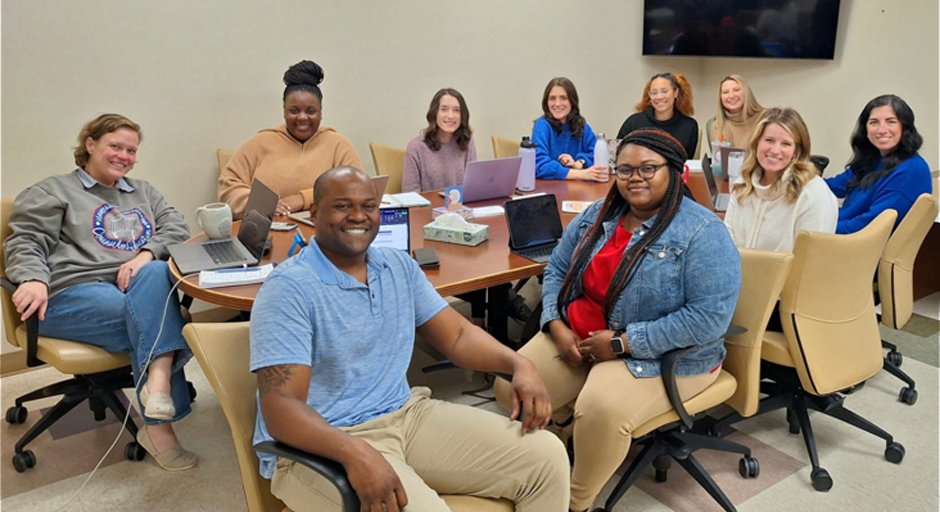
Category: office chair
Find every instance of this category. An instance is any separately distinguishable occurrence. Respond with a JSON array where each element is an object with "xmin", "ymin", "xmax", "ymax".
[
  {"xmin": 876, "ymin": 194, "xmax": 938, "ymax": 405},
  {"xmin": 368, "ymin": 143, "xmax": 405, "ymax": 194},
  {"xmin": 0, "ymin": 197, "xmax": 145, "ymax": 472},
  {"xmin": 595, "ymin": 249, "xmax": 792, "ymax": 512},
  {"xmin": 809, "ymin": 155, "xmax": 829, "ymax": 175},
  {"xmin": 491, "ymin": 135, "xmax": 520, "ymax": 160},
  {"xmin": 714, "ymin": 210, "xmax": 903, "ymax": 492},
  {"xmin": 182, "ymin": 322, "xmax": 514, "ymax": 512},
  {"xmin": 217, "ymin": 147, "xmax": 235, "ymax": 173}
]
